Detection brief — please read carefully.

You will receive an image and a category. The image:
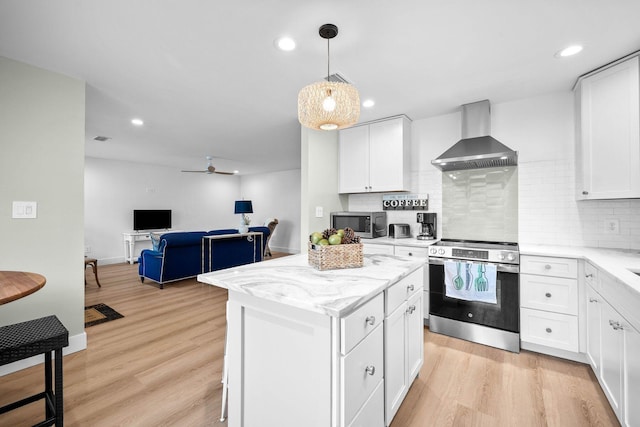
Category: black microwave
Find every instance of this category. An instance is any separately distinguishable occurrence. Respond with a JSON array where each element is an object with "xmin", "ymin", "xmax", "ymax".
[{"xmin": 330, "ymin": 212, "xmax": 387, "ymax": 239}]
